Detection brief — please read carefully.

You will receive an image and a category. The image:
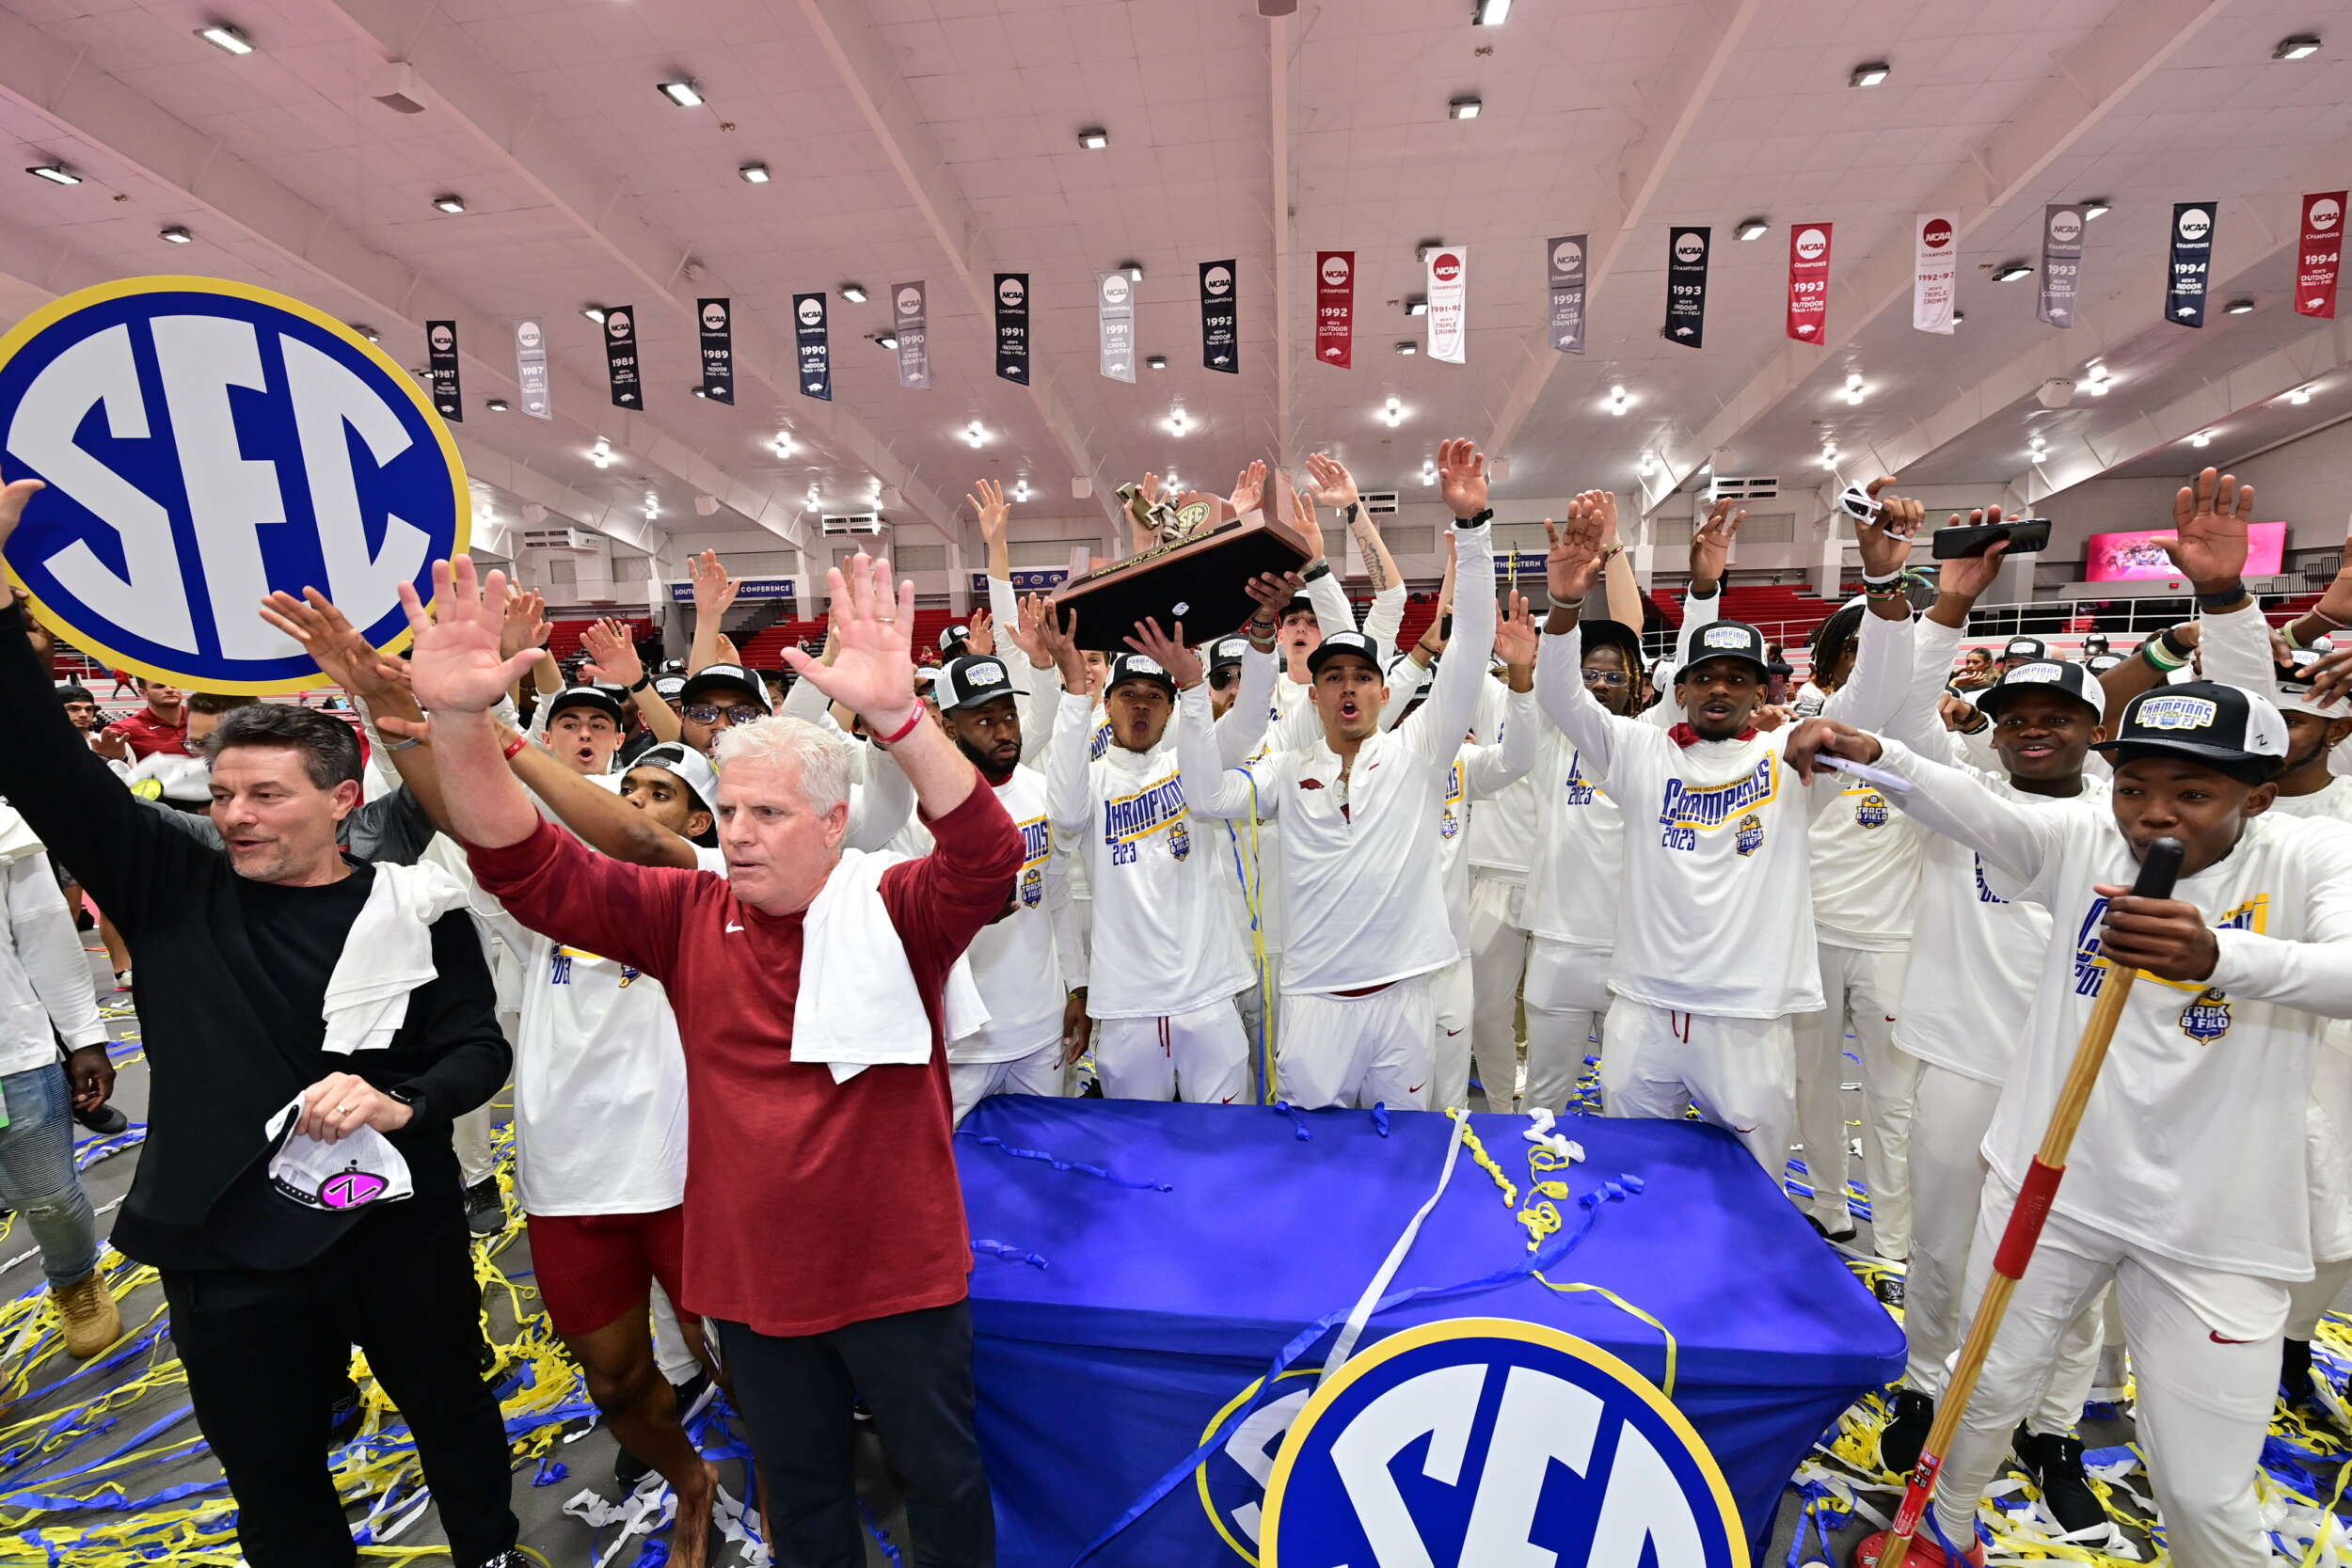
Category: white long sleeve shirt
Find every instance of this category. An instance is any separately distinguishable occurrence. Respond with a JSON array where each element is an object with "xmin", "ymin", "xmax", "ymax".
[
  {"xmin": 1876, "ymin": 737, "xmax": 2352, "ymax": 1281},
  {"xmin": 1439, "ymin": 689, "xmax": 1541, "ymax": 953},
  {"xmin": 1519, "ymin": 731, "xmax": 1623, "ymax": 953},
  {"xmin": 0, "ymin": 838, "xmax": 105, "ymax": 1077},
  {"xmin": 1467, "ymin": 678, "xmax": 1542, "ymax": 879},
  {"xmin": 1801, "ymin": 611, "xmax": 1925, "ymax": 952}
]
